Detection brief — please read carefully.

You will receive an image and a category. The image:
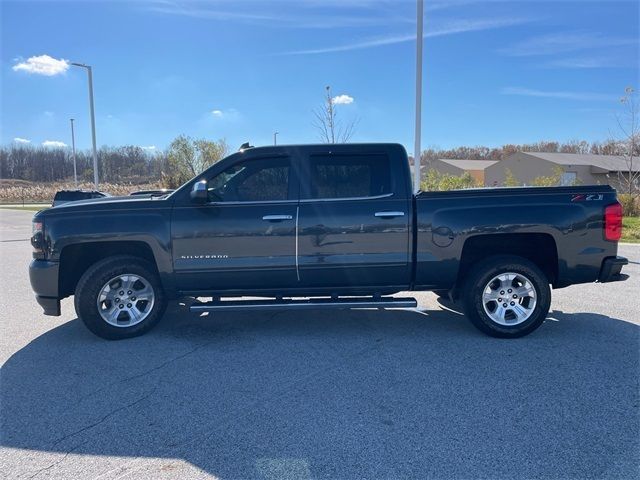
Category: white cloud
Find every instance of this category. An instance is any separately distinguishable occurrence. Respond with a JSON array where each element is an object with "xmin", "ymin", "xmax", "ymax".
[
  {"xmin": 332, "ymin": 94, "xmax": 354, "ymax": 105},
  {"xmin": 210, "ymin": 108, "xmax": 240, "ymax": 120},
  {"xmin": 499, "ymin": 33, "xmax": 637, "ymax": 57},
  {"xmin": 141, "ymin": 145, "xmax": 157, "ymax": 151},
  {"xmin": 13, "ymin": 137, "xmax": 31, "ymax": 144},
  {"xmin": 501, "ymin": 87, "xmax": 616, "ymax": 102},
  {"xmin": 146, "ymin": 1, "xmax": 412, "ymax": 29},
  {"xmin": 12, "ymin": 55, "xmax": 69, "ymax": 76},
  {"xmin": 544, "ymin": 57, "xmax": 628, "ymax": 69},
  {"xmin": 42, "ymin": 140, "xmax": 68, "ymax": 148},
  {"xmin": 279, "ymin": 17, "xmax": 531, "ymax": 55}
]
